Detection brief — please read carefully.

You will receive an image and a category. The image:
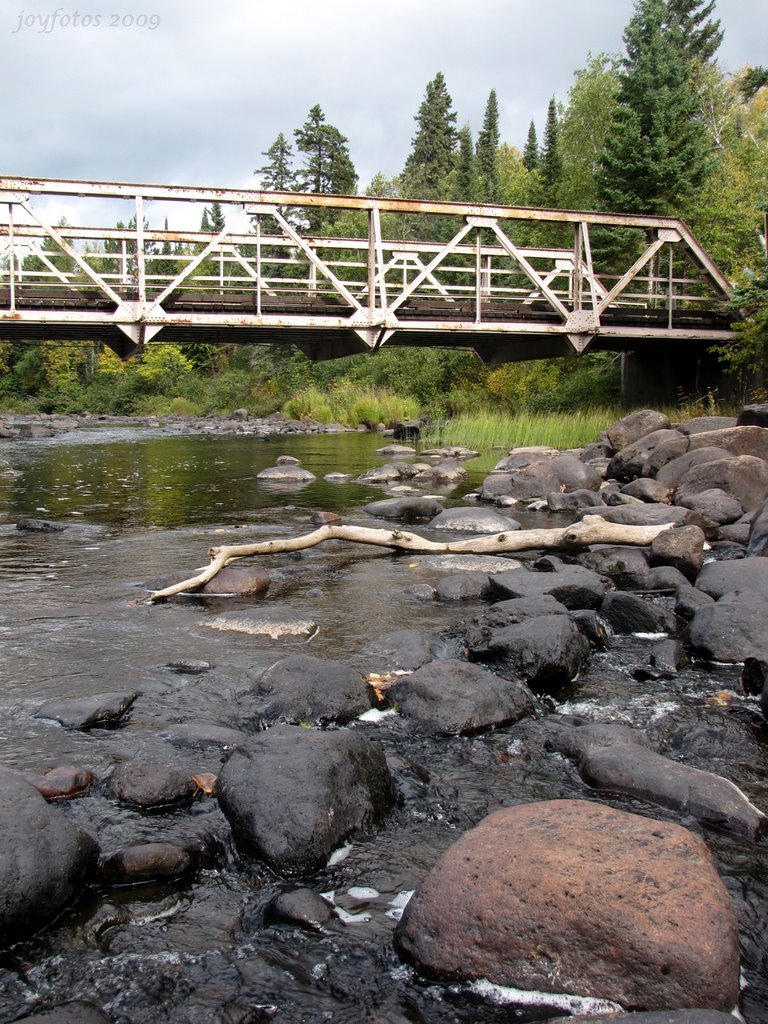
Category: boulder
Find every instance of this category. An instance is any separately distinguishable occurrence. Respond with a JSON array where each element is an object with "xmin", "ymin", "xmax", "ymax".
[
  {"xmin": 676, "ymin": 488, "xmax": 744, "ymax": 526},
  {"xmin": 641, "ymin": 435, "xmax": 691, "ymax": 477},
  {"xmin": 687, "ymin": 425, "xmax": 768, "ymax": 461},
  {"xmin": 746, "ymin": 500, "xmax": 768, "ymax": 556},
  {"xmin": 16, "ymin": 1003, "xmax": 110, "ymax": 1023},
  {"xmin": 109, "ymin": 760, "xmax": 197, "ymax": 809},
  {"xmin": 621, "ymin": 478, "xmax": 674, "ymax": 504},
  {"xmin": 16, "ymin": 517, "xmax": 66, "ymax": 533},
  {"xmin": 465, "ymin": 613, "xmax": 589, "ymax": 690},
  {"xmin": 100, "ymin": 842, "xmax": 197, "ymax": 885},
  {"xmin": 608, "ymin": 429, "xmax": 685, "ymax": 482},
  {"xmin": 580, "ymin": 742, "xmax": 766, "ymax": 840},
  {"xmin": 199, "ymin": 564, "xmax": 270, "ymax": 596},
  {"xmin": 547, "ymin": 489, "xmax": 604, "ymax": 512},
  {"xmin": 696, "ymin": 556, "xmax": 768, "ymax": 599},
  {"xmin": 388, "ymin": 659, "xmax": 535, "ymax": 736},
  {"xmin": 205, "ymin": 611, "xmax": 317, "ymax": 639},
  {"xmin": 428, "ymin": 506, "xmax": 520, "ymax": 533},
  {"xmin": 360, "ymin": 629, "xmax": 435, "ymax": 672},
  {"xmin": 363, "ymin": 496, "xmax": 445, "ymax": 521},
  {"xmin": 435, "ymin": 572, "xmax": 493, "ymax": 601},
  {"xmin": 737, "ymin": 404, "xmax": 768, "ymax": 428},
  {"xmin": 490, "ymin": 564, "xmax": 607, "ymax": 610},
  {"xmin": 265, "ymin": 886, "xmax": 334, "ymax": 932},
  {"xmin": 649, "ymin": 525, "xmax": 705, "ymax": 582},
  {"xmin": 577, "ymin": 546, "xmax": 651, "ymax": 590},
  {"xmin": 159, "ymin": 722, "xmax": 248, "ymax": 750},
  {"xmin": 581, "ymin": 504, "xmax": 690, "ymax": 528},
  {"xmin": 23, "ymin": 766, "xmax": 94, "ymax": 801},
  {"xmin": 395, "ymin": 800, "xmax": 739, "ymax": 1011},
  {"xmin": 257, "ymin": 464, "xmax": 316, "ymax": 483},
  {"xmin": 216, "ymin": 725, "xmax": 395, "ymax": 875},
  {"xmin": 654, "ymin": 447, "xmax": 731, "ymax": 489},
  {"xmin": 684, "ymin": 591, "xmax": 768, "ymax": 662},
  {"xmin": 0, "ymin": 770, "xmax": 98, "ymax": 945},
  {"xmin": 246, "ymin": 653, "xmax": 373, "ymax": 727},
  {"xmin": 678, "ymin": 415, "xmax": 738, "ymax": 434},
  {"xmin": 35, "ymin": 691, "xmax": 139, "ymax": 730},
  {"xmin": 675, "ymin": 456, "xmax": 768, "ymax": 514},
  {"xmin": 606, "ymin": 409, "xmax": 671, "ymax": 451},
  {"xmin": 600, "ymin": 592, "xmax": 678, "ymax": 635}
]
